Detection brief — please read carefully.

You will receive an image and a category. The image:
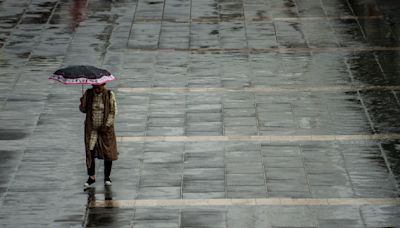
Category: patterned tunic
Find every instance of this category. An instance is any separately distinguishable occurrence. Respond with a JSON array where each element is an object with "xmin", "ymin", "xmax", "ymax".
[{"xmin": 89, "ymin": 91, "xmax": 117, "ymax": 150}]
